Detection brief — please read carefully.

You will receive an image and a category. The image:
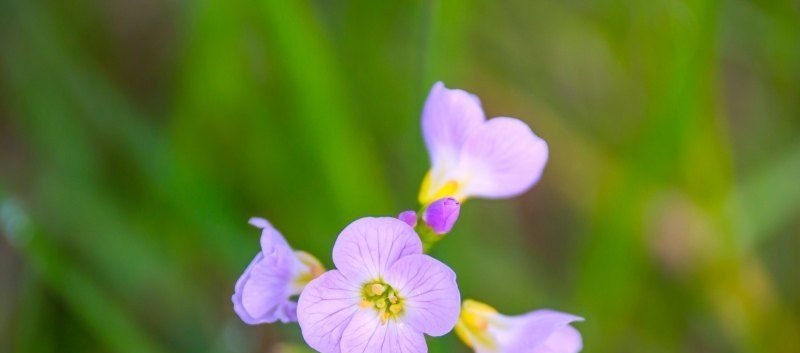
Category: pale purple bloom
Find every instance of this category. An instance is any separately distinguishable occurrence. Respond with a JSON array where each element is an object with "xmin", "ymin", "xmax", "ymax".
[
  {"xmin": 397, "ymin": 210, "xmax": 418, "ymax": 228},
  {"xmin": 232, "ymin": 218, "xmax": 324, "ymax": 324},
  {"xmin": 297, "ymin": 217, "xmax": 461, "ymax": 353},
  {"xmin": 455, "ymin": 300, "xmax": 583, "ymax": 353},
  {"xmin": 422, "ymin": 197, "xmax": 460, "ymax": 234},
  {"xmin": 418, "ymin": 82, "xmax": 549, "ymax": 205}
]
